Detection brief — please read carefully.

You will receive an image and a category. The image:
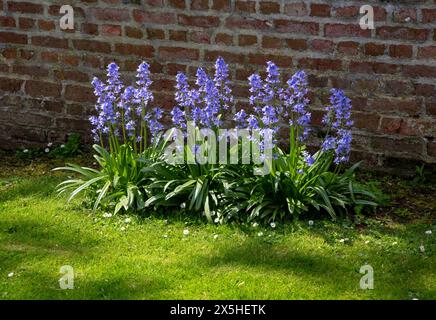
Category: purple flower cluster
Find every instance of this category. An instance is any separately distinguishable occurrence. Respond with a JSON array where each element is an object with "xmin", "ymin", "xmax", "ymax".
[
  {"xmin": 322, "ymin": 89, "xmax": 353, "ymax": 164},
  {"xmin": 234, "ymin": 62, "xmax": 312, "ymax": 144},
  {"xmin": 89, "ymin": 61, "xmax": 163, "ymax": 146},
  {"xmin": 171, "ymin": 57, "xmax": 234, "ymax": 130}
]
